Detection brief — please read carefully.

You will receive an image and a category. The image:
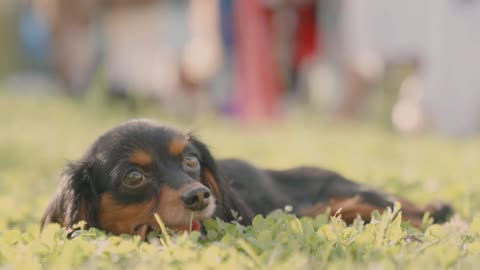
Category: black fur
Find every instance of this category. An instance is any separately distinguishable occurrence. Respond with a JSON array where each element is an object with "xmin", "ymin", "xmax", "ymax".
[
  {"xmin": 41, "ymin": 161, "xmax": 98, "ymax": 230},
  {"xmin": 41, "ymin": 119, "xmax": 453, "ymax": 235}
]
